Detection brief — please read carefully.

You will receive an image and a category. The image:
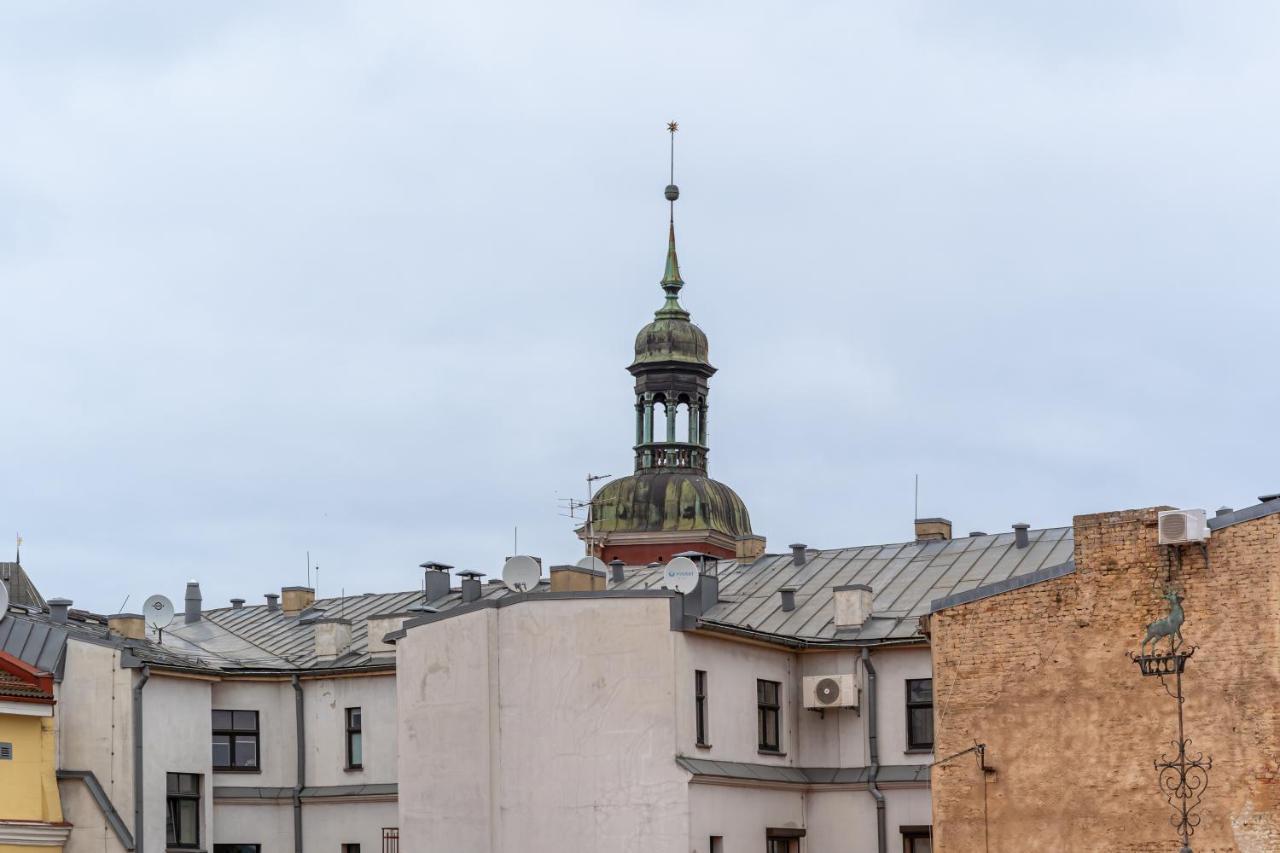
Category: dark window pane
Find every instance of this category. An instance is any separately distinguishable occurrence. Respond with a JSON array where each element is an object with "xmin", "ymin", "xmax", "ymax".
[
  {"xmin": 212, "ymin": 735, "xmax": 231, "ymax": 768},
  {"xmin": 908, "ymin": 679, "xmax": 933, "ymax": 703},
  {"xmin": 232, "ymin": 711, "xmax": 258, "ymax": 731},
  {"xmin": 166, "ymin": 772, "xmax": 180, "ymax": 793},
  {"xmin": 212, "ymin": 710, "xmax": 233, "ymax": 730},
  {"xmin": 910, "ymin": 708, "xmax": 934, "ymax": 746},
  {"xmin": 349, "ymin": 733, "xmax": 362, "ymax": 767},
  {"xmin": 348, "ymin": 708, "xmax": 361, "ymax": 729},
  {"xmin": 234, "ymin": 737, "xmax": 258, "ymax": 767},
  {"xmin": 177, "ymin": 799, "xmax": 199, "ymax": 844},
  {"xmin": 180, "ymin": 773, "xmax": 198, "ymax": 794}
]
